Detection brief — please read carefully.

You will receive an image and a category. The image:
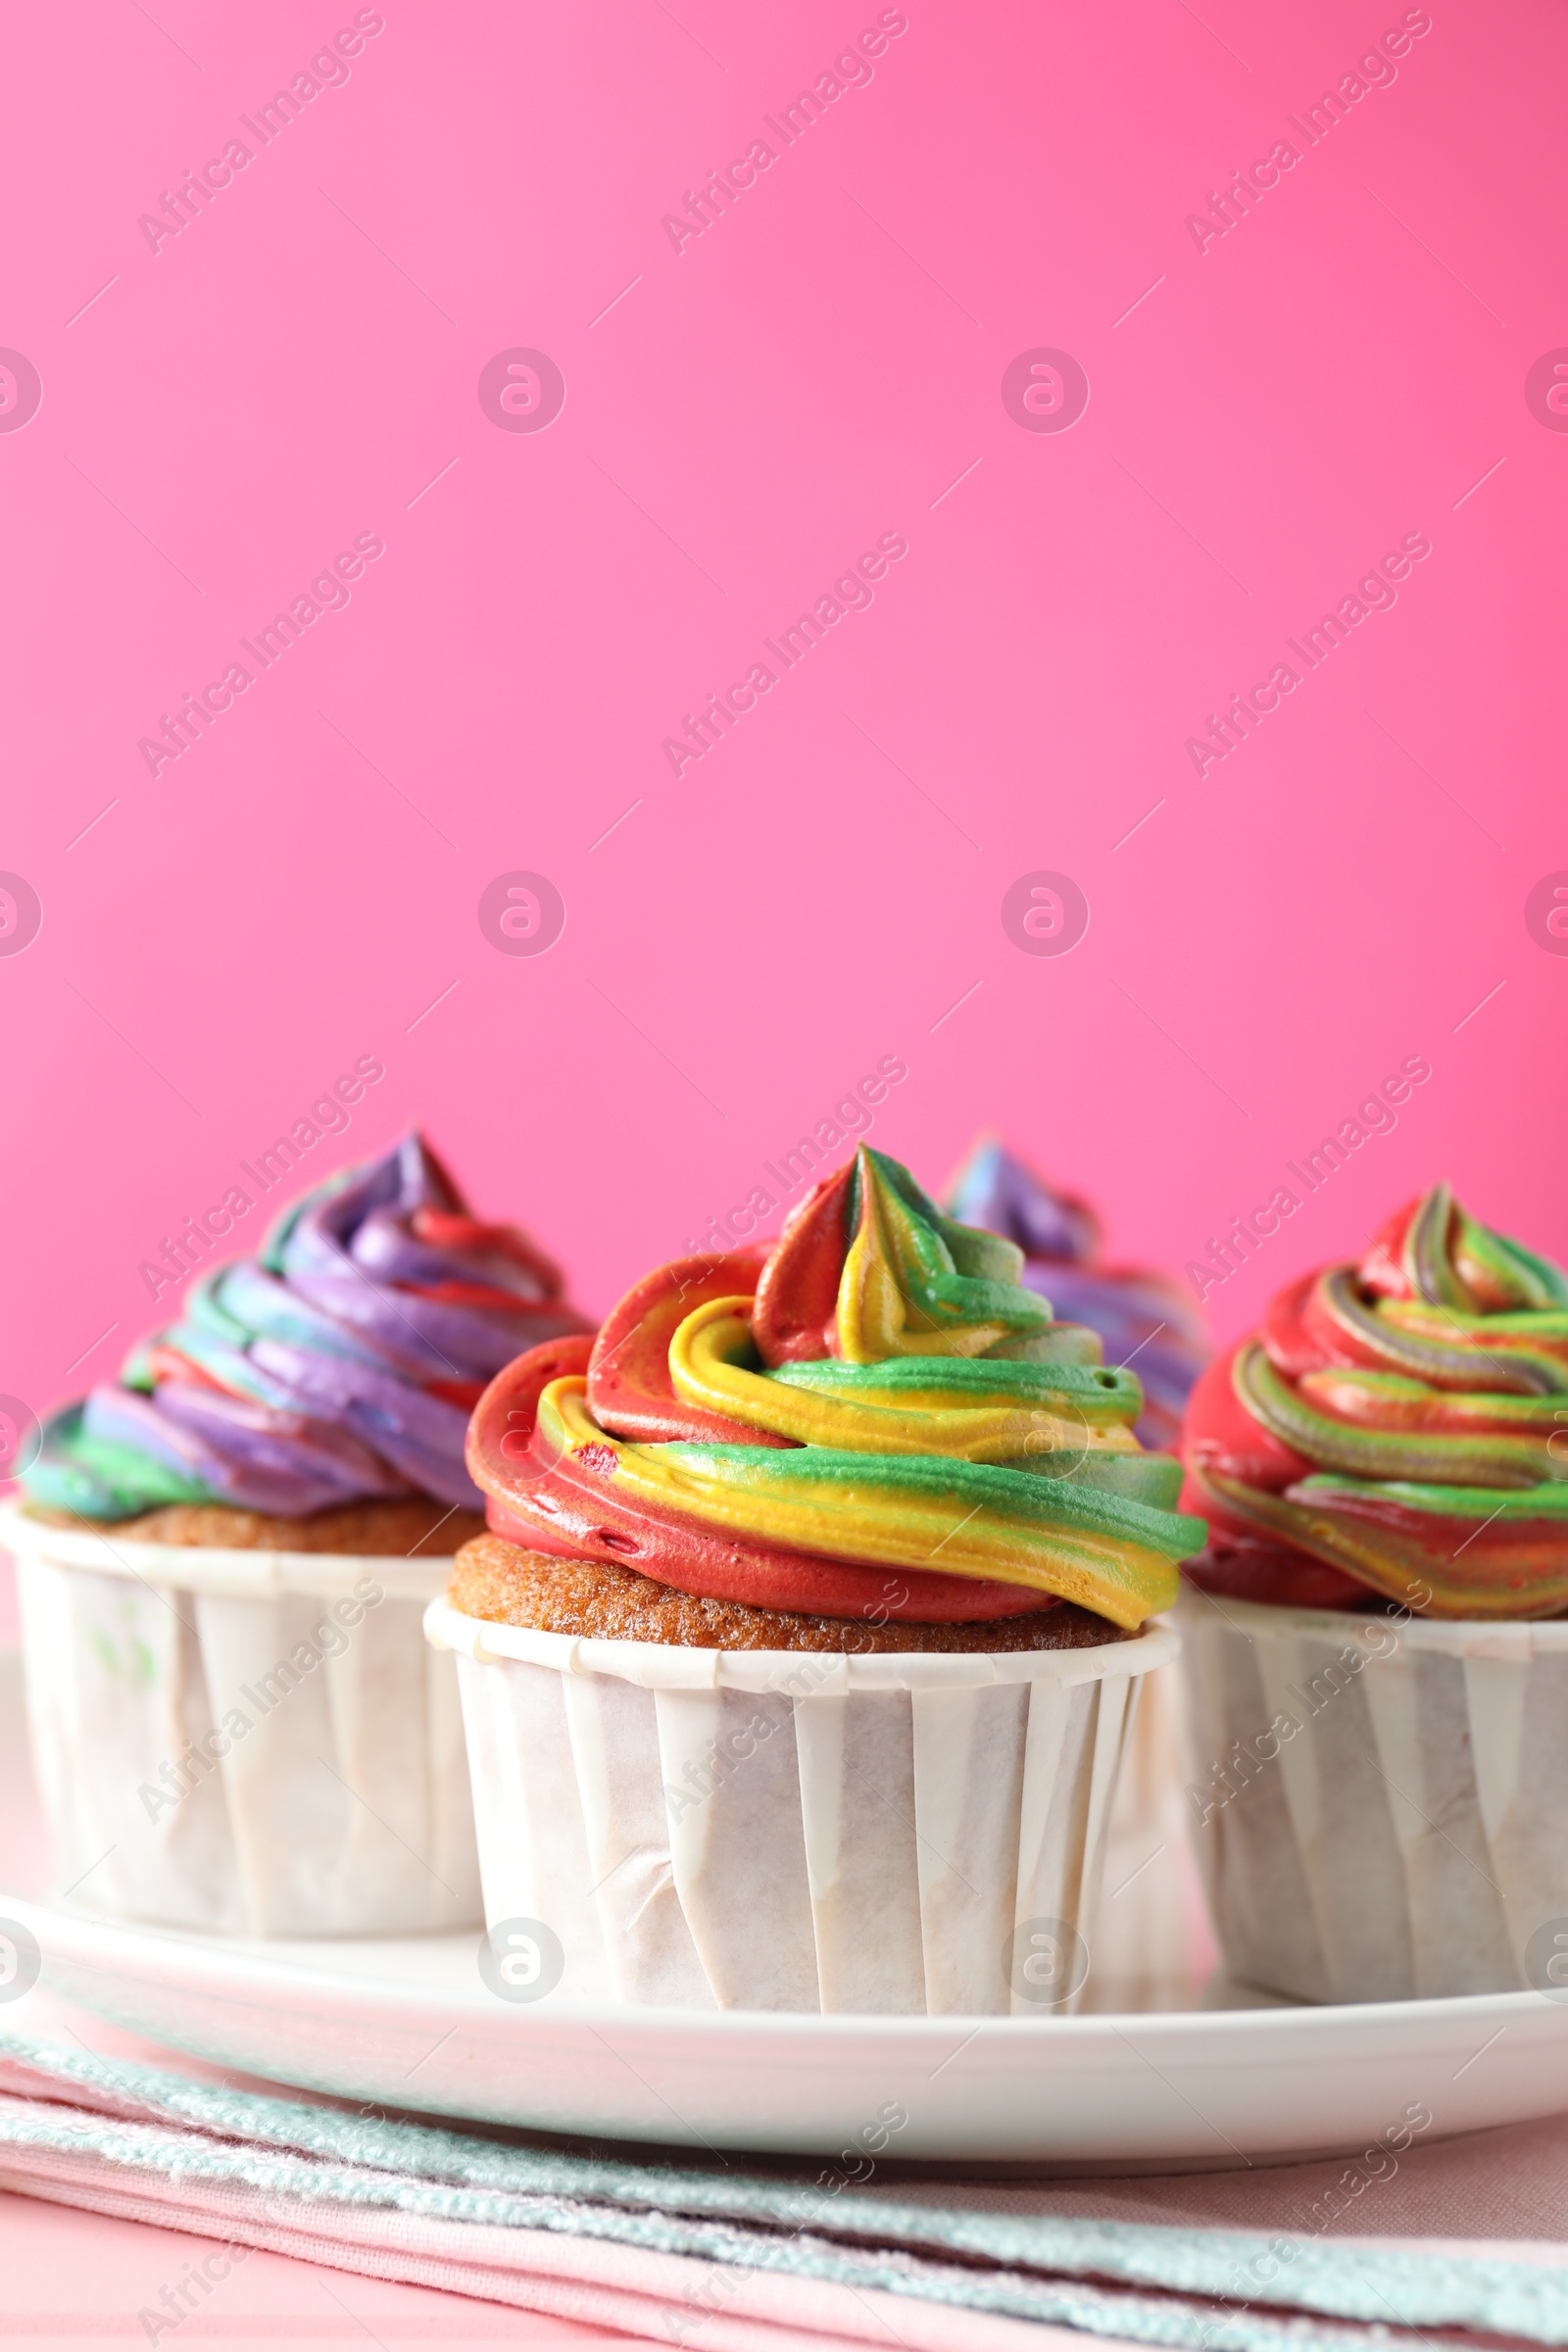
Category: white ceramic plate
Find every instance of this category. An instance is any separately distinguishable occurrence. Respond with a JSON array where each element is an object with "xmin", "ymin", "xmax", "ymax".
[{"xmin": 3, "ymin": 1648, "xmax": 1566, "ymax": 2167}]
